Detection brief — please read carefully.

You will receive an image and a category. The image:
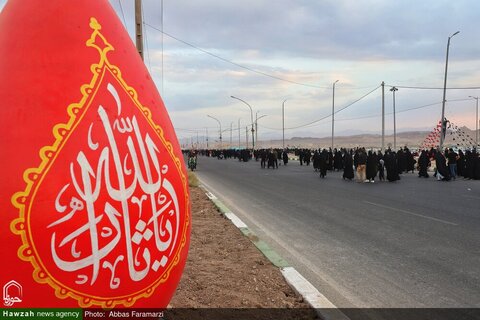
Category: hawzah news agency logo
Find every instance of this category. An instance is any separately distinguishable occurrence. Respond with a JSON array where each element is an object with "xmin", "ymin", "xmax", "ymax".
[{"xmin": 3, "ymin": 280, "xmax": 22, "ymax": 306}]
